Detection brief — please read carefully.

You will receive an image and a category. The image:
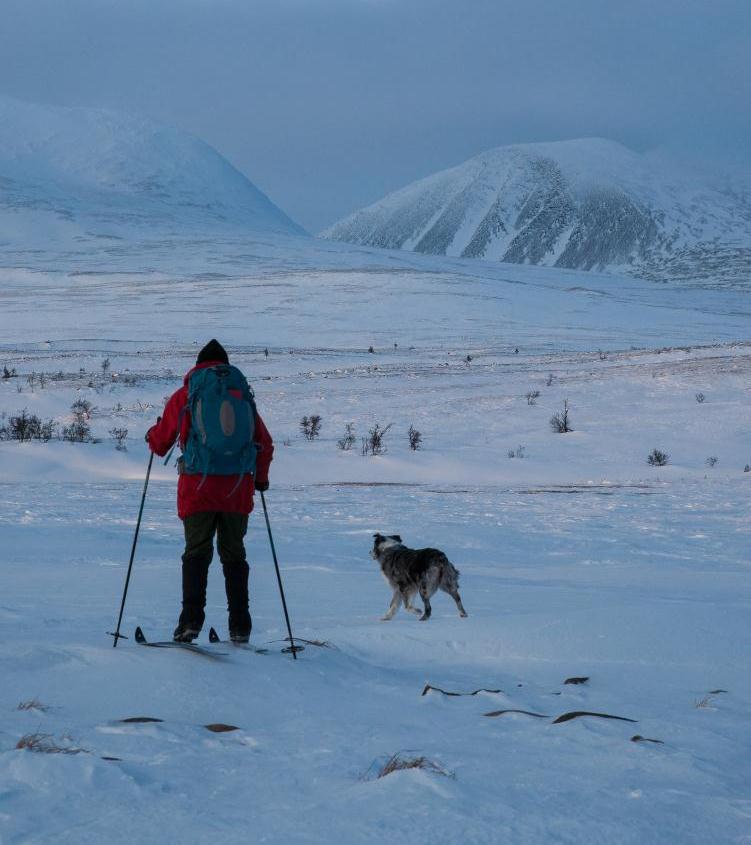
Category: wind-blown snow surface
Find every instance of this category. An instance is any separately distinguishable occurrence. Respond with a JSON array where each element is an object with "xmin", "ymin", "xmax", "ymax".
[
  {"xmin": 0, "ymin": 96, "xmax": 305, "ymax": 244},
  {"xmin": 1, "ymin": 233, "xmax": 751, "ymax": 843},
  {"xmin": 323, "ymin": 139, "xmax": 751, "ymax": 285}
]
